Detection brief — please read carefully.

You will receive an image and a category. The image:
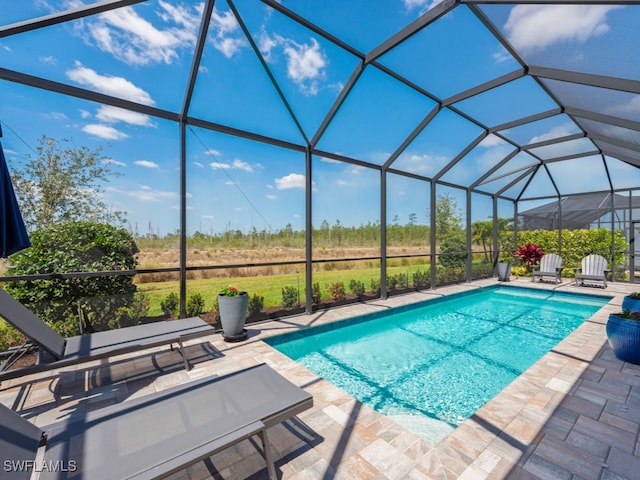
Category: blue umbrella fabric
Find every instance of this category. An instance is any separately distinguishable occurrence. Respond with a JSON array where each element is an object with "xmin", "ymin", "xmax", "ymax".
[{"xmin": 0, "ymin": 125, "xmax": 30, "ymax": 258}]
